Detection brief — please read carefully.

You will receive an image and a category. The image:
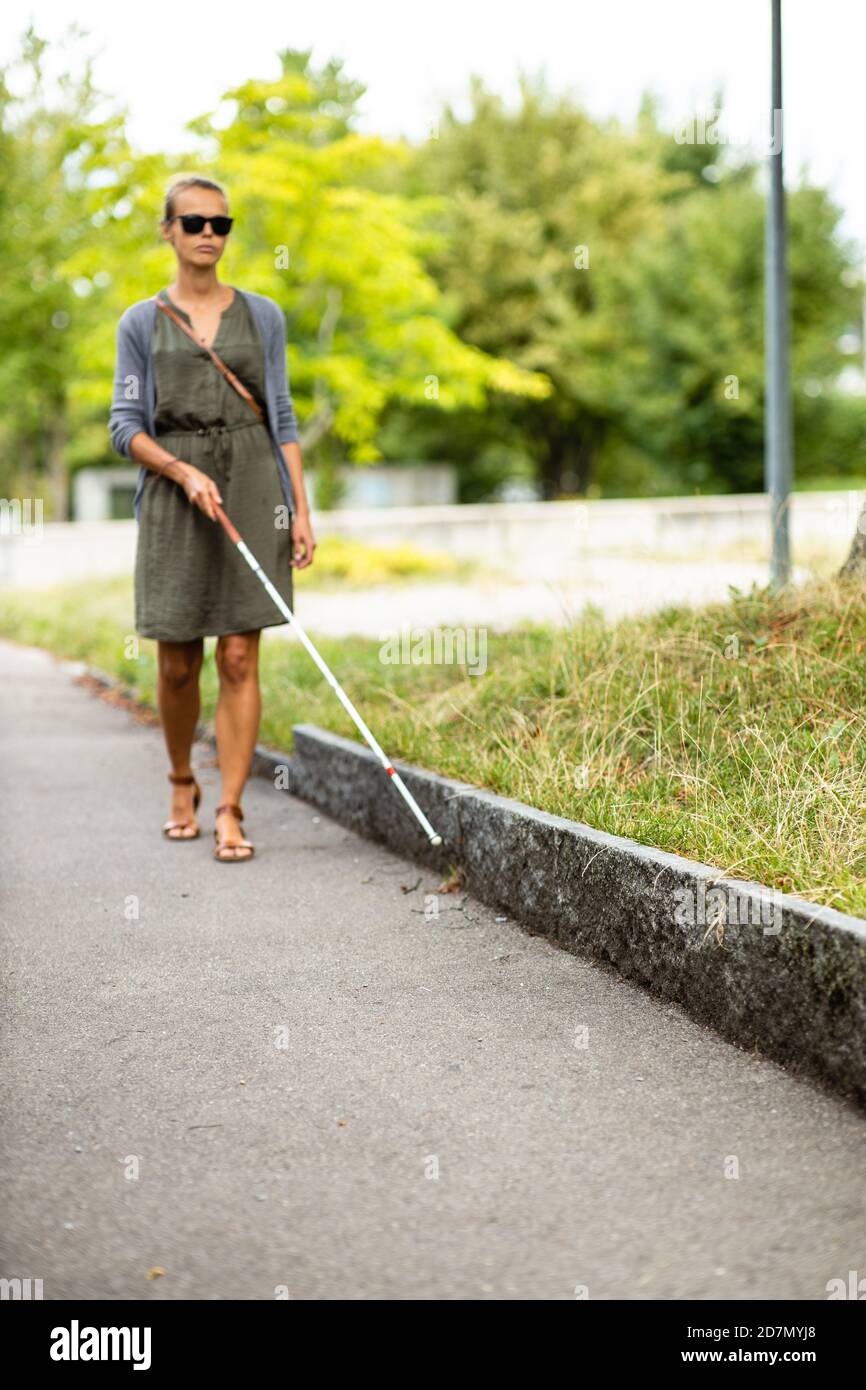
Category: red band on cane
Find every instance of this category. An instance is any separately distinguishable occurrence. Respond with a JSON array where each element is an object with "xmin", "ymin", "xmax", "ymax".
[{"xmin": 214, "ymin": 503, "xmax": 241, "ymax": 545}]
